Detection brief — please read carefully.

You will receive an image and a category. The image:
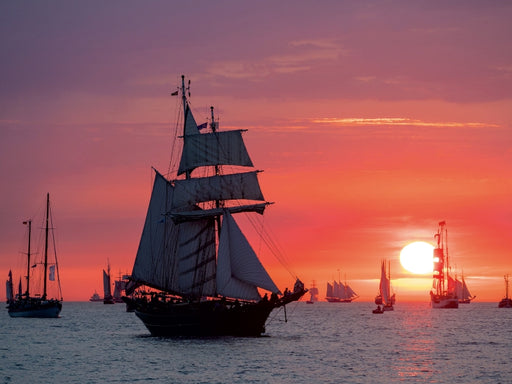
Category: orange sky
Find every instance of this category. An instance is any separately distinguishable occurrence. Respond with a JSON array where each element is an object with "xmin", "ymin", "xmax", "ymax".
[{"xmin": 1, "ymin": 2, "xmax": 511, "ymax": 302}]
